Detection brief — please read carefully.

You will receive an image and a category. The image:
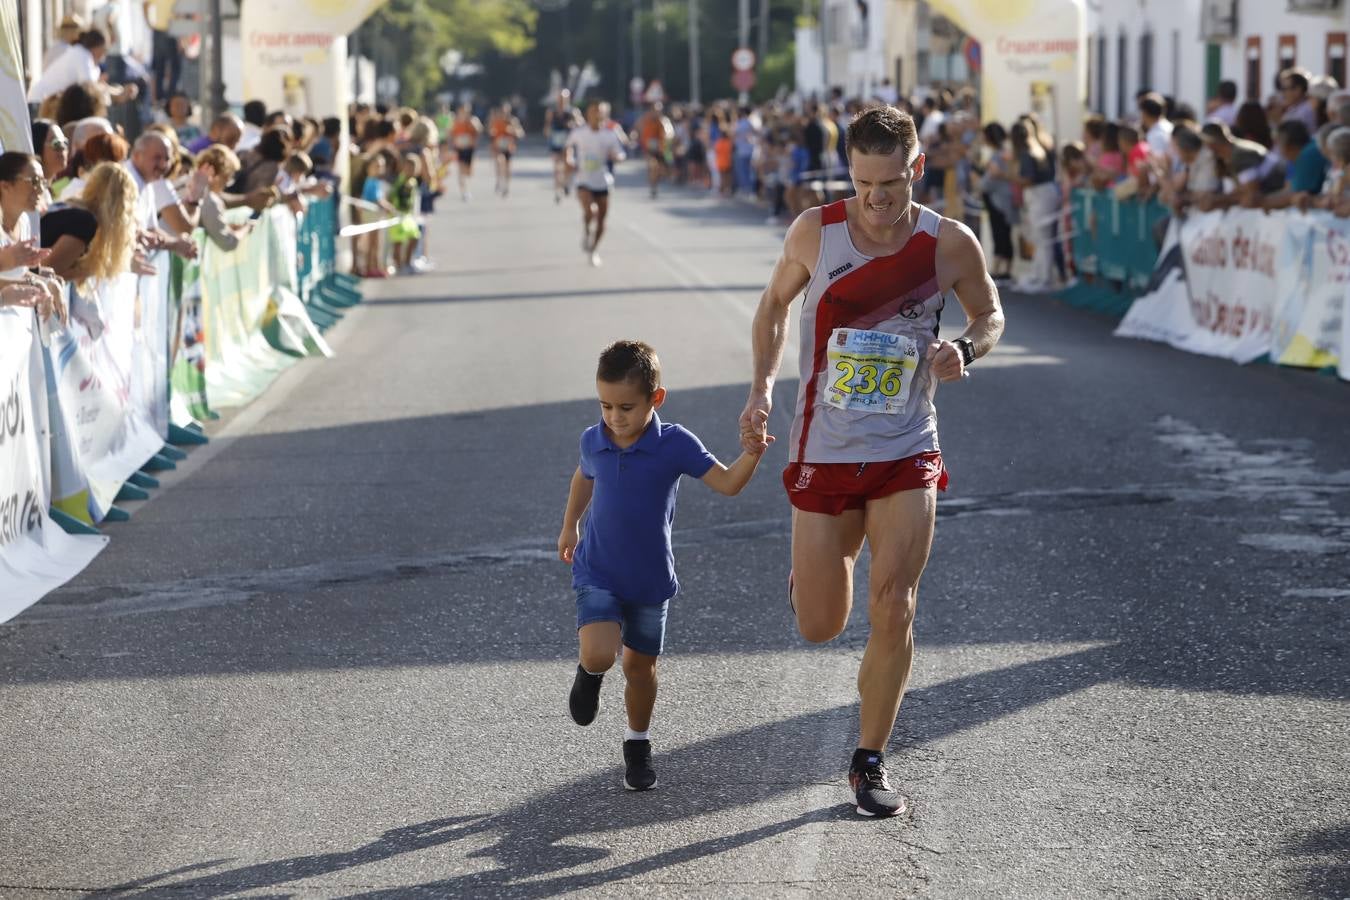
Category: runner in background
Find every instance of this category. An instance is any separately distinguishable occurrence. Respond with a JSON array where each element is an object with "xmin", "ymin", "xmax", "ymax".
[
  {"xmin": 565, "ymin": 100, "xmax": 627, "ymax": 268},
  {"xmin": 488, "ymin": 102, "xmax": 525, "ymax": 198},
  {"xmin": 546, "ymin": 90, "xmax": 579, "ymax": 203},
  {"xmin": 449, "ymin": 103, "xmax": 483, "ymax": 201},
  {"xmin": 635, "ymin": 102, "xmax": 675, "ymax": 199}
]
